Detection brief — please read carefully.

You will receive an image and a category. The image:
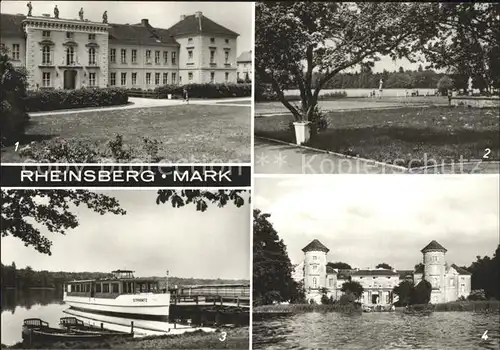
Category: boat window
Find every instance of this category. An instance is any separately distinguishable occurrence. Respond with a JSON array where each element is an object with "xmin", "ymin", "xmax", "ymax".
[
  {"xmin": 112, "ymin": 283, "xmax": 119, "ymax": 293},
  {"xmin": 85, "ymin": 284, "xmax": 90, "ymax": 292},
  {"xmin": 103, "ymin": 283, "xmax": 110, "ymax": 293},
  {"xmin": 75, "ymin": 284, "xmax": 79, "ymax": 292},
  {"xmin": 96, "ymin": 283, "xmax": 102, "ymax": 292}
]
